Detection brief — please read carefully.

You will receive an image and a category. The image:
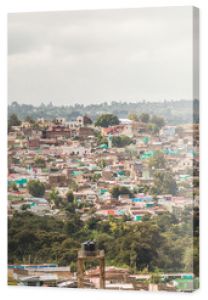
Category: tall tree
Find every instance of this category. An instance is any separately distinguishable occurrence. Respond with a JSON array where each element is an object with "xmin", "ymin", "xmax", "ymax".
[
  {"xmin": 128, "ymin": 113, "xmax": 139, "ymax": 121},
  {"xmin": 112, "ymin": 135, "xmax": 133, "ymax": 148},
  {"xmin": 66, "ymin": 190, "xmax": 75, "ymax": 203},
  {"xmin": 8, "ymin": 113, "xmax": 21, "ymax": 131},
  {"xmin": 148, "ymin": 151, "xmax": 166, "ymax": 170},
  {"xmin": 151, "ymin": 115, "xmax": 165, "ymax": 129},
  {"xmin": 27, "ymin": 180, "xmax": 45, "ymax": 197},
  {"xmin": 152, "ymin": 171, "xmax": 177, "ymax": 195},
  {"xmin": 139, "ymin": 113, "xmax": 150, "ymax": 123},
  {"xmin": 95, "ymin": 113, "xmax": 119, "ymax": 128}
]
